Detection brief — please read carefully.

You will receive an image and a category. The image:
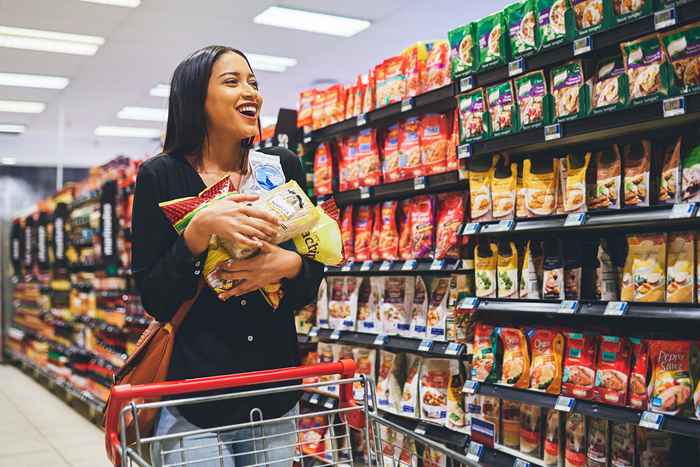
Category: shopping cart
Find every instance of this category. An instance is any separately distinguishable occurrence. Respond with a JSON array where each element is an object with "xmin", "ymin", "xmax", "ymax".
[{"xmin": 104, "ymin": 359, "xmax": 474, "ymax": 467}]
